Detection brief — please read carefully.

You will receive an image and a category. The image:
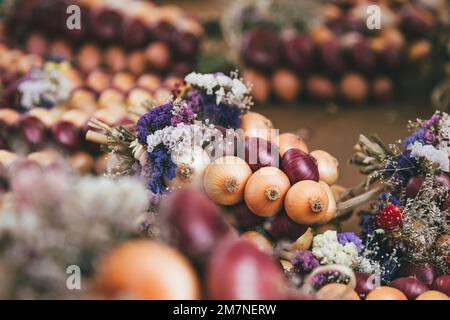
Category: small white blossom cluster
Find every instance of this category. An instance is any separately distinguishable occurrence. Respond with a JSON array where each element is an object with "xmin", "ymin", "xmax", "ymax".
[
  {"xmin": 311, "ymin": 231, "xmax": 360, "ymax": 268},
  {"xmin": 184, "ymin": 71, "xmax": 253, "ymax": 112},
  {"xmin": 408, "ymin": 141, "xmax": 449, "ymax": 172},
  {"xmin": 17, "ymin": 67, "xmax": 72, "ymax": 109},
  {"xmin": 437, "ymin": 113, "xmax": 450, "ymax": 160},
  {"xmin": 146, "ymin": 121, "xmax": 220, "ymax": 158}
]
